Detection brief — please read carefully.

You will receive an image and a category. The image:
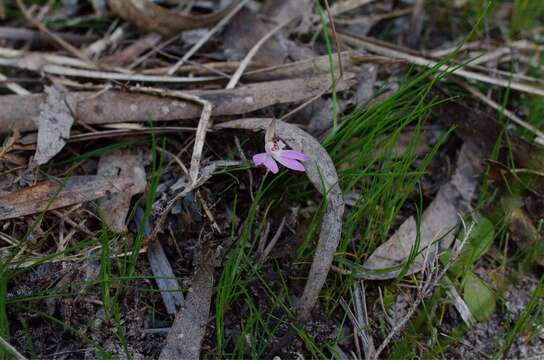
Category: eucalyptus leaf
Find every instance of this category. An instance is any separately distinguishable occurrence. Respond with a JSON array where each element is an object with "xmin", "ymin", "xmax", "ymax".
[{"xmin": 356, "ymin": 142, "xmax": 484, "ymax": 279}]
